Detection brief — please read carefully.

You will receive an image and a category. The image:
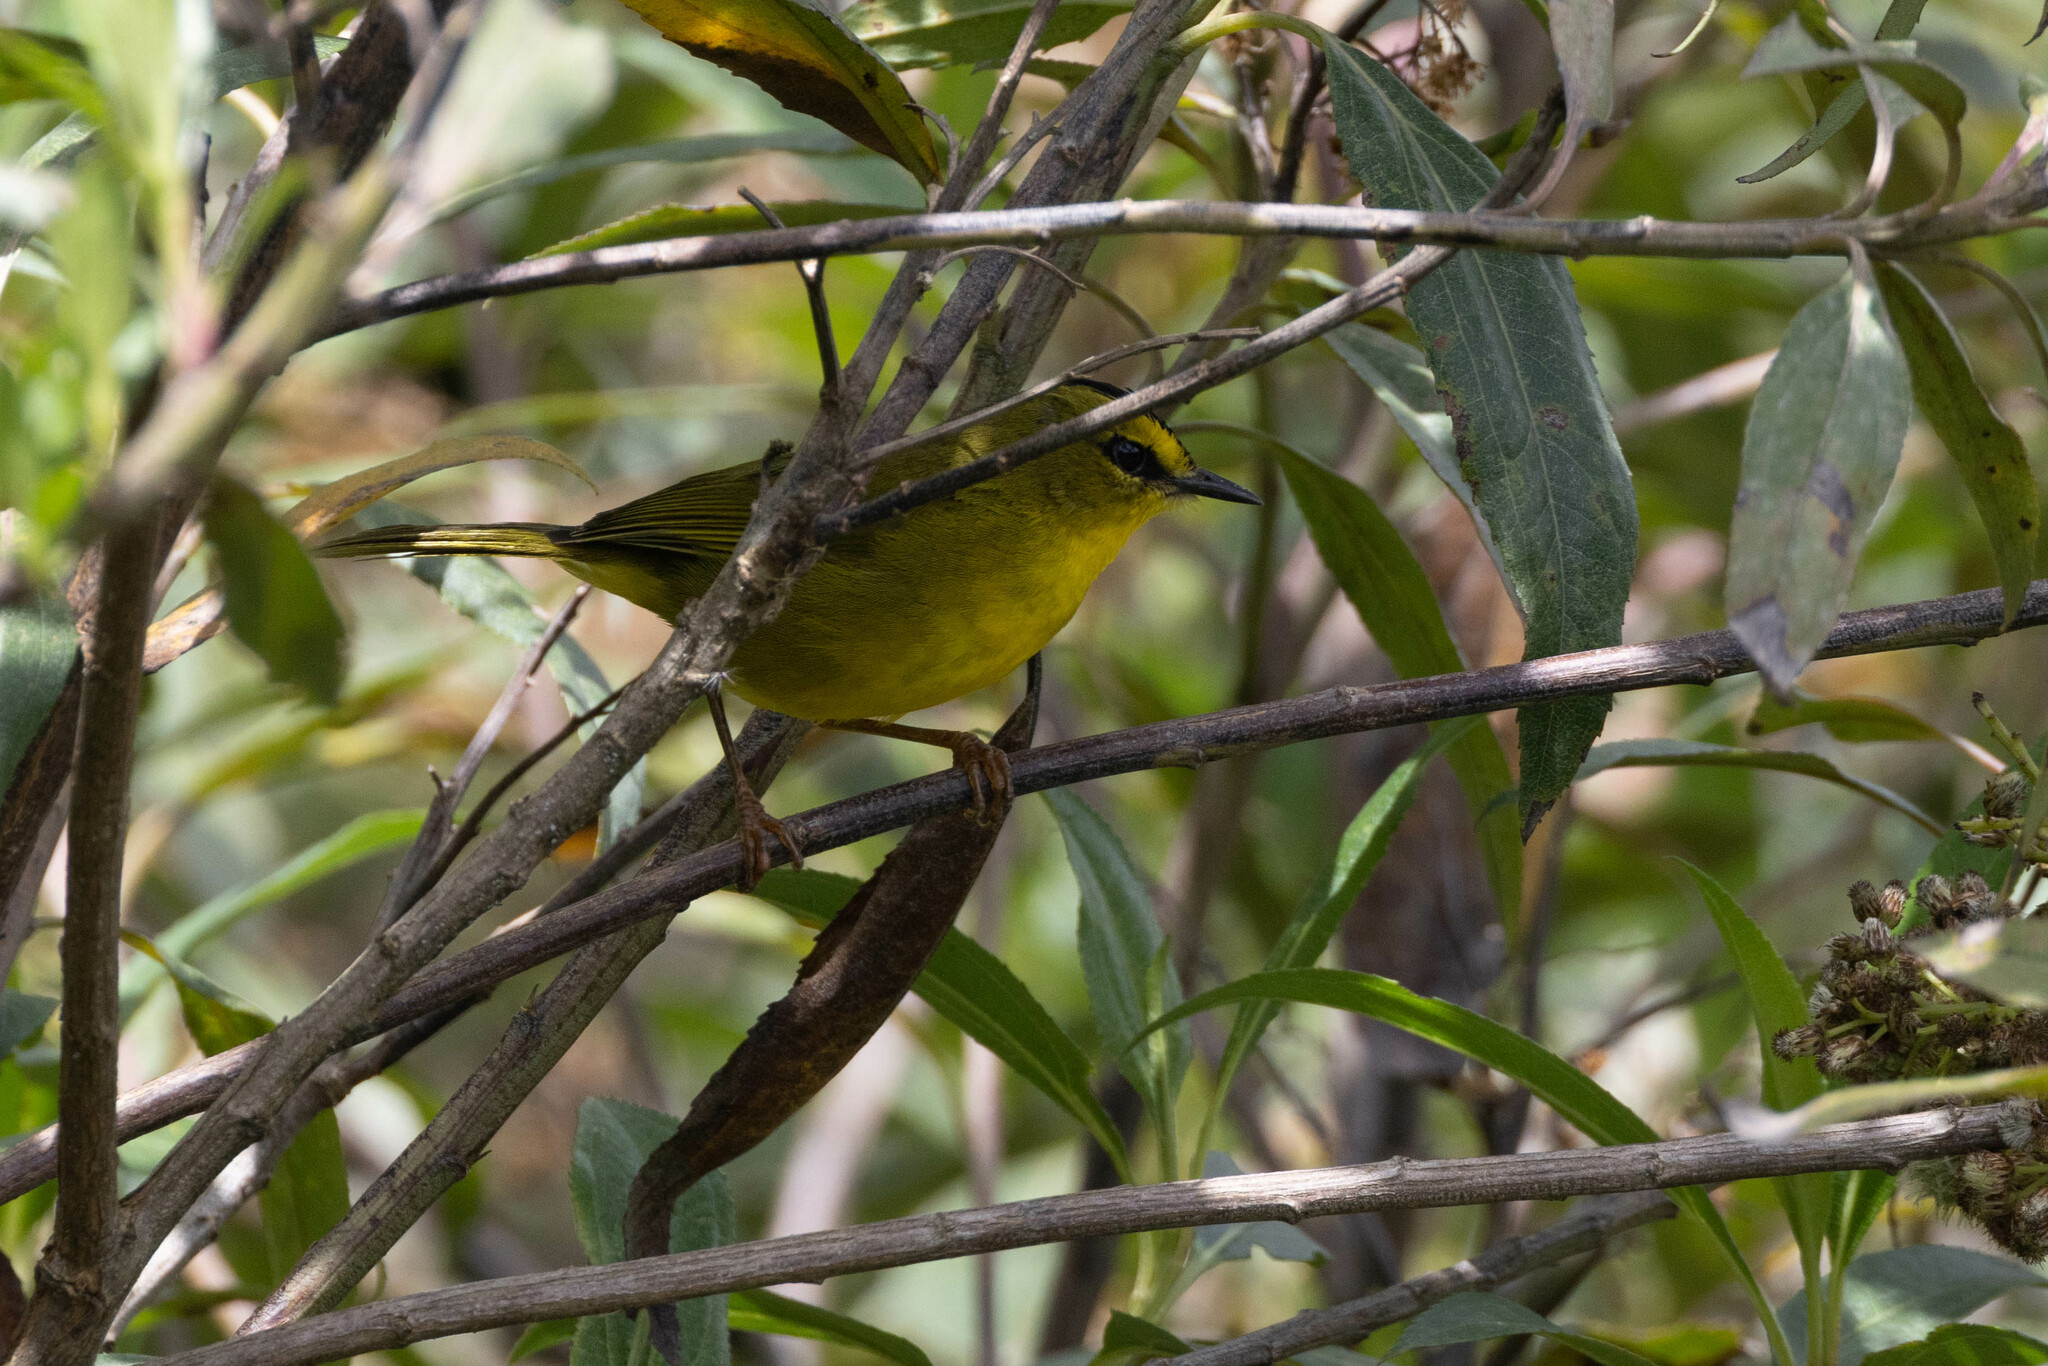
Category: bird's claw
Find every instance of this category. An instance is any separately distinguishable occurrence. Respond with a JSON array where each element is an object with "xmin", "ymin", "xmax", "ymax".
[
  {"xmin": 948, "ymin": 735, "xmax": 1013, "ymax": 825},
  {"xmin": 735, "ymin": 788, "xmax": 803, "ymax": 891}
]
